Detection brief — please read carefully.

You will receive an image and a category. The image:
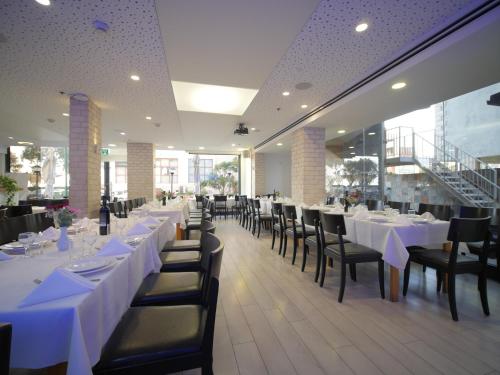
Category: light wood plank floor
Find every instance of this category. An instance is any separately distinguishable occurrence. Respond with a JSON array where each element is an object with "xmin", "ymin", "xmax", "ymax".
[
  {"xmin": 205, "ymin": 219, "xmax": 500, "ymax": 375},
  {"xmin": 16, "ymin": 218, "xmax": 500, "ymax": 375}
]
